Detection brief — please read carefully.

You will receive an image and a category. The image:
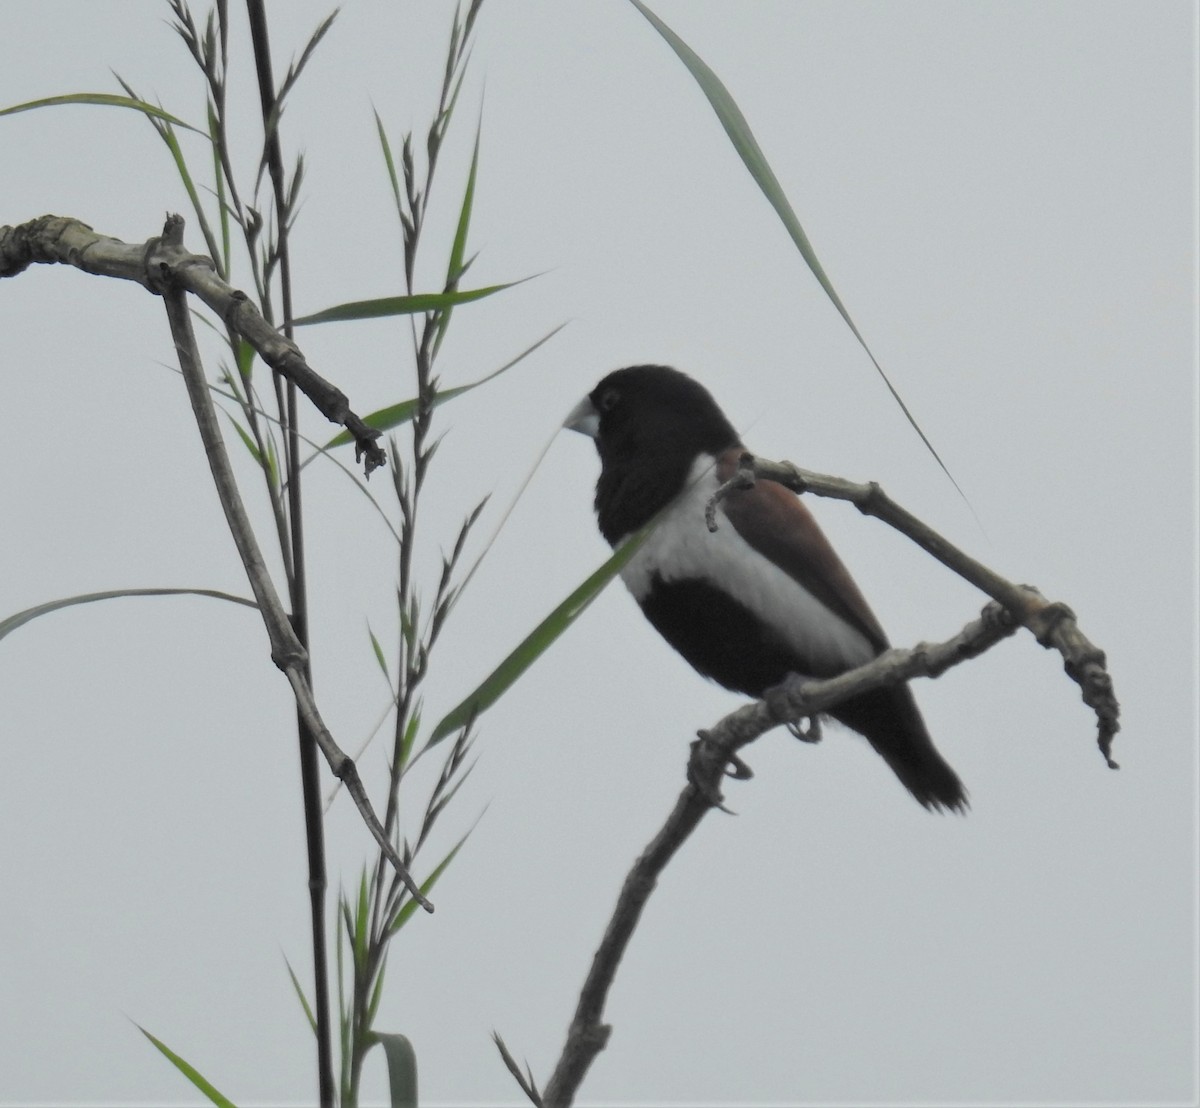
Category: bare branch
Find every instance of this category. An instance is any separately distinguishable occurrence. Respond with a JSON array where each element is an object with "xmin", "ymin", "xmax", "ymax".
[
  {"xmin": 151, "ymin": 213, "xmax": 428, "ymax": 910},
  {"xmin": 0, "ymin": 214, "xmax": 385, "ymax": 474},
  {"xmin": 710, "ymin": 451, "xmax": 1120, "ymax": 767},
  {"xmin": 540, "ymin": 601, "xmax": 1022, "ymax": 1106}
]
